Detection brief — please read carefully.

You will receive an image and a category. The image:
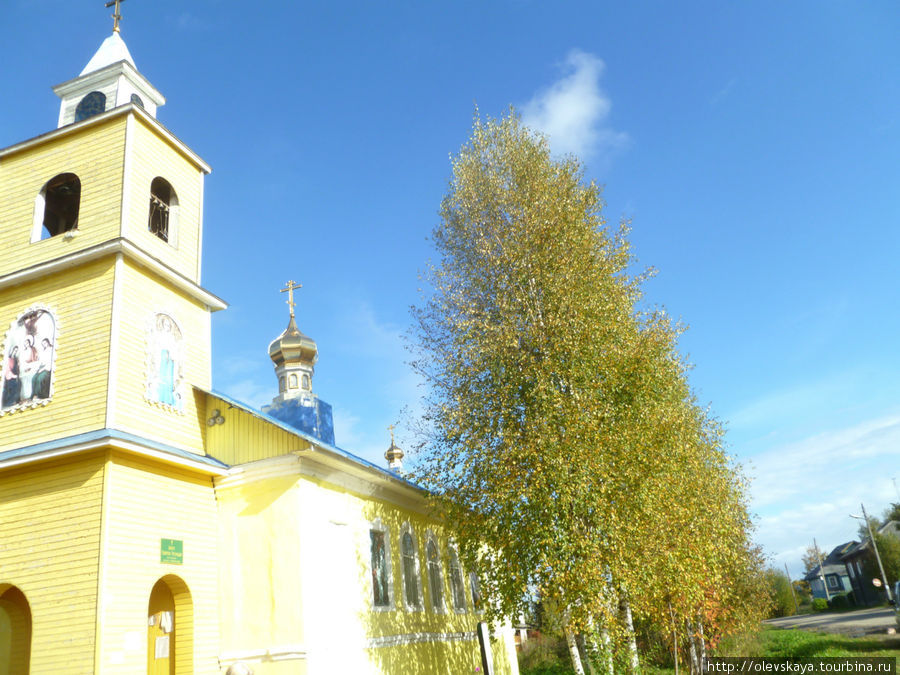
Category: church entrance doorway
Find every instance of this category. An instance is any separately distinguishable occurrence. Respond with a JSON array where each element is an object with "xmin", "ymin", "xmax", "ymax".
[
  {"xmin": 0, "ymin": 584, "xmax": 31, "ymax": 675},
  {"xmin": 147, "ymin": 575, "xmax": 193, "ymax": 675}
]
